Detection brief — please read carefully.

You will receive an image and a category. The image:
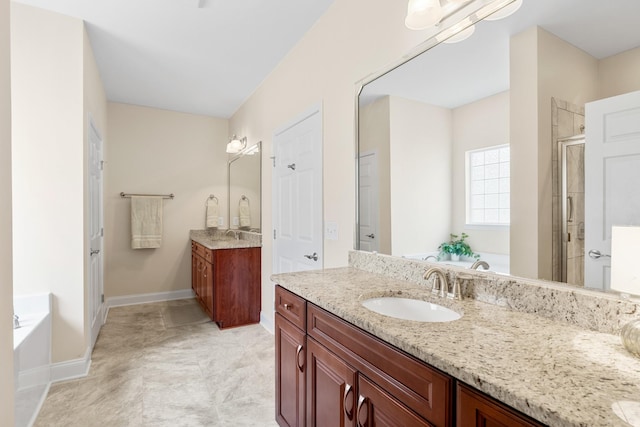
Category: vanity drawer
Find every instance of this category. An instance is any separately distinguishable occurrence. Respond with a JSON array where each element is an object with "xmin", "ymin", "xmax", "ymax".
[
  {"xmin": 307, "ymin": 303, "xmax": 452, "ymax": 426},
  {"xmin": 275, "ymin": 286, "xmax": 306, "ymax": 331},
  {"xmin": 192, "ymin": 241, "xmax": 213, "ymax": 262}
]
